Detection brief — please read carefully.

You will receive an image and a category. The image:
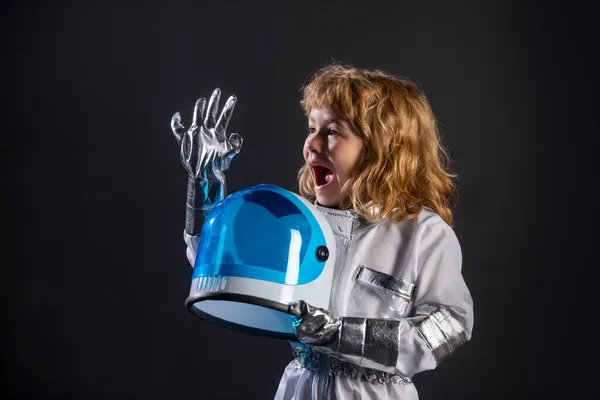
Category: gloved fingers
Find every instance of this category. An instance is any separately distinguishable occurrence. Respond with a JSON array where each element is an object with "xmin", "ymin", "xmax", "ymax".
[
  {"xmin": 204, "ymin": 88, "xmax": 222, "ymax": 129},
  {"xmin": 171, "ymin": 112, "xmax": 185, "ymax": 144},
  {"xmin": 225, "ymin": 132, "xmax": 243, "ymax": 159},
  {"xmin": 289, "ymin": 300, "xmax": 308, "ymax": 316},
  {"xmin": 291, "ymin": 301, "xmax": 341, "ymax": 345},
  {"xmin": 192, "ymin": 97, "xmax": 207, "ymax": 127},
  {"xmin": 215, "ymin": 95, "xmax": 237, "ymax": 141}
]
